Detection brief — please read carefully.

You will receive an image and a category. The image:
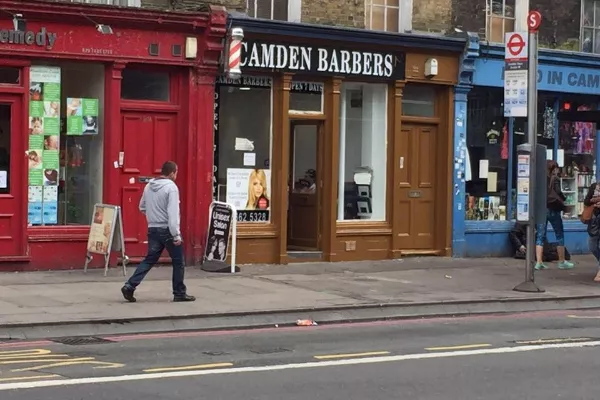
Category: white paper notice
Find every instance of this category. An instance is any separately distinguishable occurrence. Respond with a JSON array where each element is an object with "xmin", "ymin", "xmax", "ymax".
[
  {"xmin": 243, "ymin": 152, "xmax": 256, "ymax": 166},
  {"xmin": 0, "ymin": 171, "xmax": 6, "ymax": 189},
  {"xmin": 546, "ymin": 149, "xmax": 553, "ymax": 160},
  {"xmin": 235, "ymin": 137, "xmax": 255, "ymax": 151},
  {"xmin": 487, "ymin": 172, "xmax": 498, "ymax": 192},
  {"xmin": 557, "ymin": 149, "xmax": 565, "ymax": 167},
  {"xmin": 479, "ymin": 159, "xmax": 489, "ymax": 179}
]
